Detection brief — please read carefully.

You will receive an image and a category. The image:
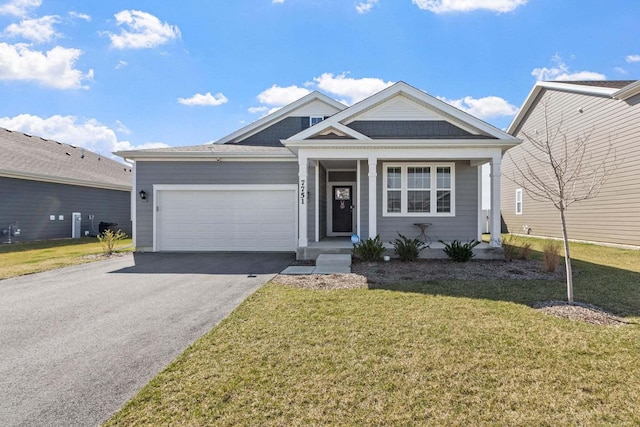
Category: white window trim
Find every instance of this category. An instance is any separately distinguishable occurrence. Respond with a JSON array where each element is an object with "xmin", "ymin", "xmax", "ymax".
[
  {"xmin": 309, "ymin": 116, "xmax": 324, "ymax": 127},
  {"xmin": 515, "ymin": 188, "xmax": 523, "ymax": 215},
  {"xmin": 382, "ymin": 162, "xmax": 455, "ymax": 217}
]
